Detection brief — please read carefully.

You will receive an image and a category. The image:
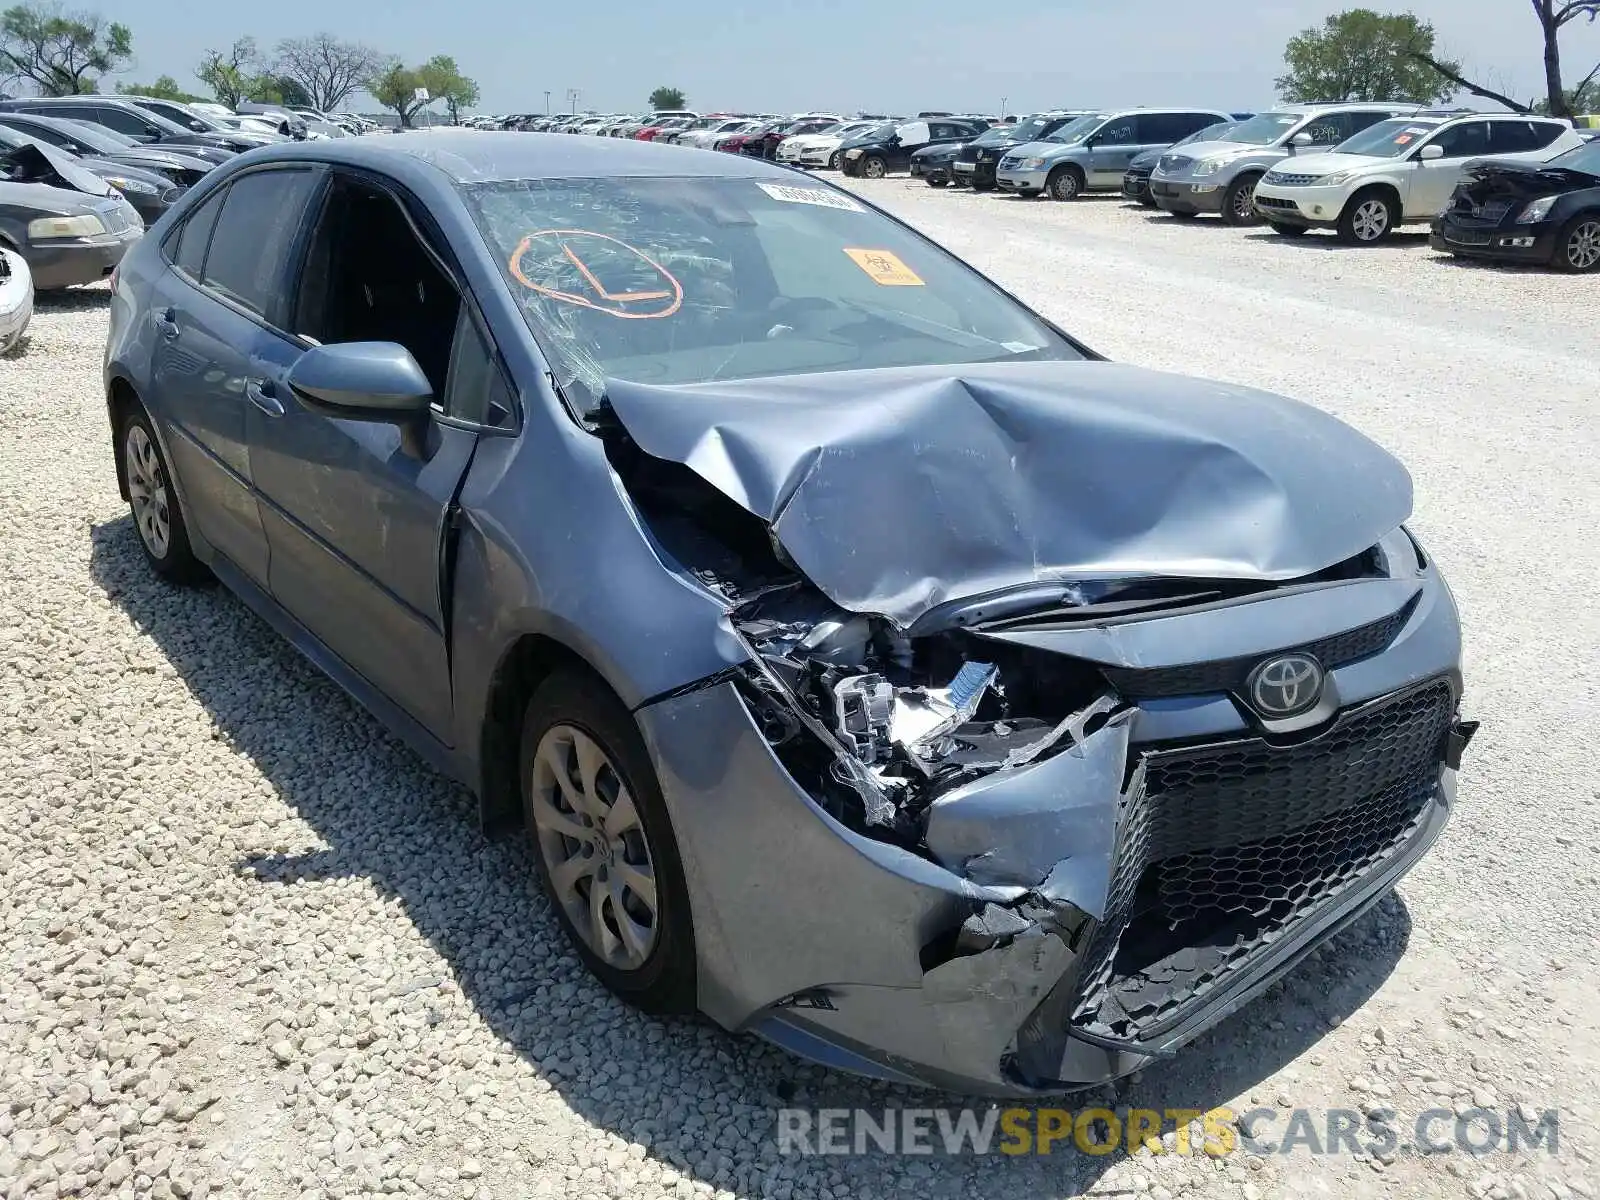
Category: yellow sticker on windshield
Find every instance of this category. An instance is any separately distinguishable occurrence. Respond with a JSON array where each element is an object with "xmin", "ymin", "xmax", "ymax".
[{"xmin": 843, "ymin": 248, "xmax": 925, "ymax": 286}]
